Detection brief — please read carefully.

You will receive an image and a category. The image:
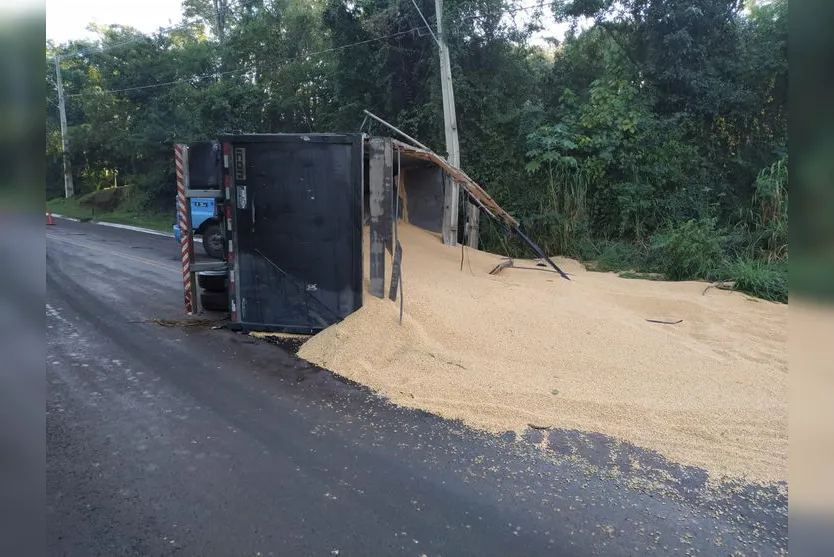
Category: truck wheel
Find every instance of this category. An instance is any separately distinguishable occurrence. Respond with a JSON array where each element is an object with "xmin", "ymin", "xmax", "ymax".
[
  {"xmin": 197, "ymin": 273, "xmax": 227, "ymax": 293},
  {"xmin": 200, "ymin": 290, "xmax": 229, "ymax": 312},
  {"xmin": 202, "ymin": 223, "xmax": 224, "ymax": 260}
]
